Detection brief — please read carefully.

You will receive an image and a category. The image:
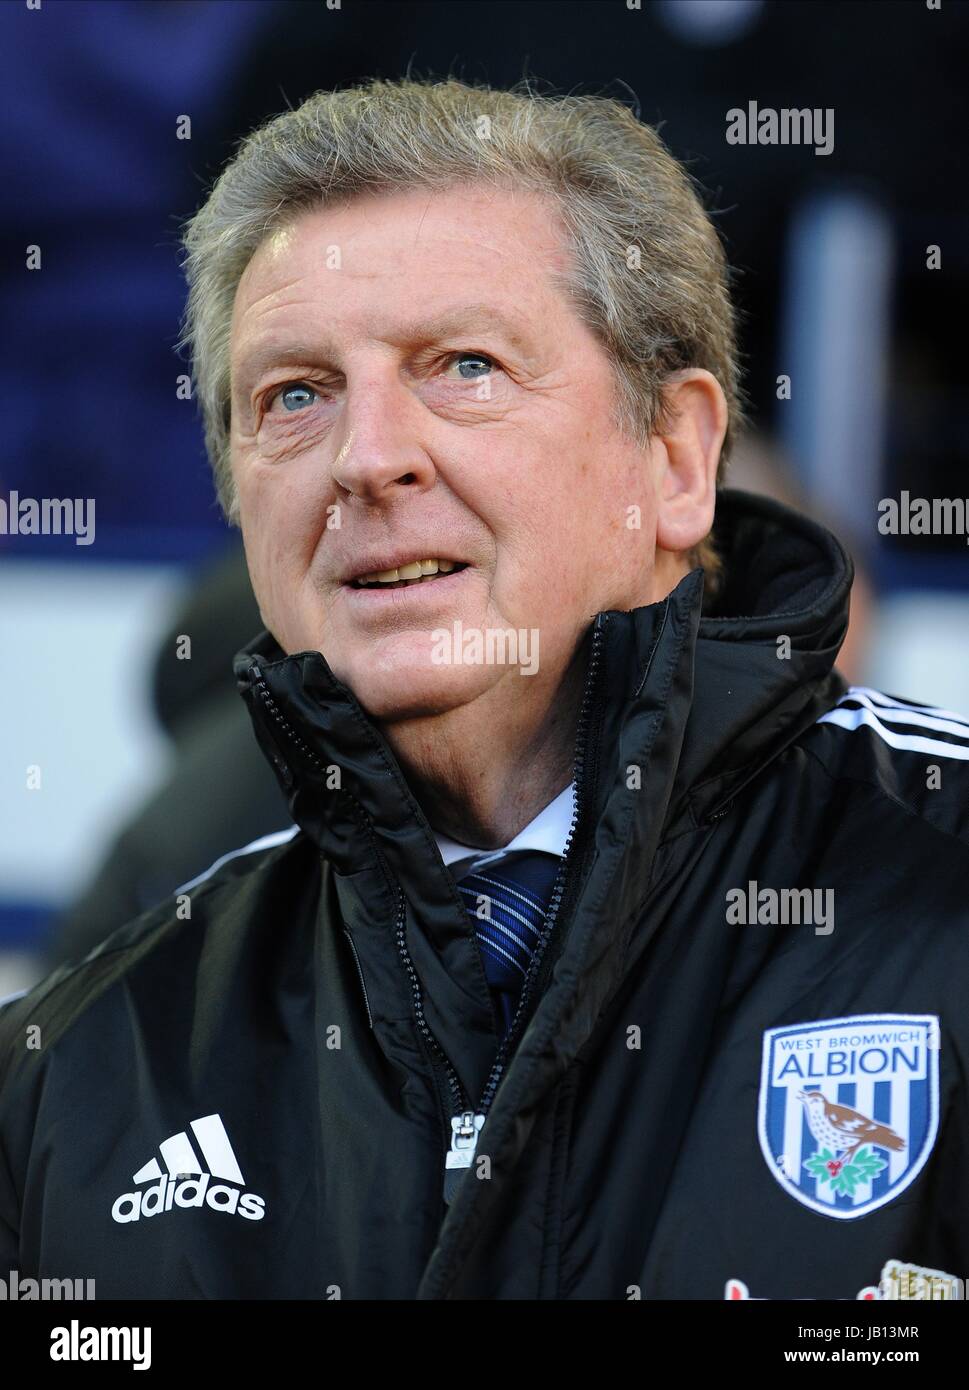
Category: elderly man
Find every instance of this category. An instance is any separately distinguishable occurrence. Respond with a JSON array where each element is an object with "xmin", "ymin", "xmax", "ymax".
[{"xmin": 2, "ymin": 78, "xmax": 968, "ymax": 1302}]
